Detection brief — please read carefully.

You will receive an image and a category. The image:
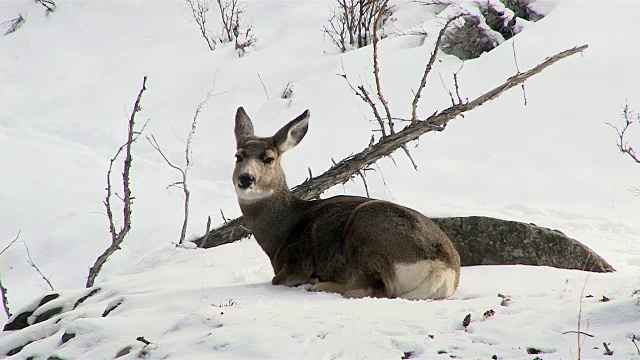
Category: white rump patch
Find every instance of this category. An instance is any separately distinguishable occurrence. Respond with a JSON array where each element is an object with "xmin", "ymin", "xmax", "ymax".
[{"xmin": 391, "ymin": 260, "xmax": 457, "ymax": 300}]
